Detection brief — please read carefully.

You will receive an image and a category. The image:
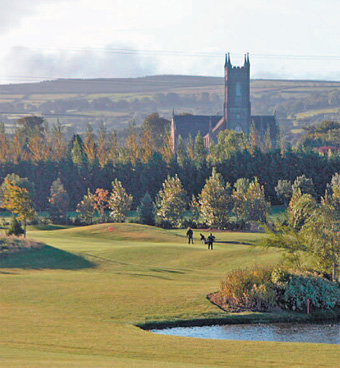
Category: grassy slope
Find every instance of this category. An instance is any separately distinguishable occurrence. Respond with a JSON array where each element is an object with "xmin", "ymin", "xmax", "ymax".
[{"xmin": 0, "ymin": 224, "xmax": 339, "ymax": 367}]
